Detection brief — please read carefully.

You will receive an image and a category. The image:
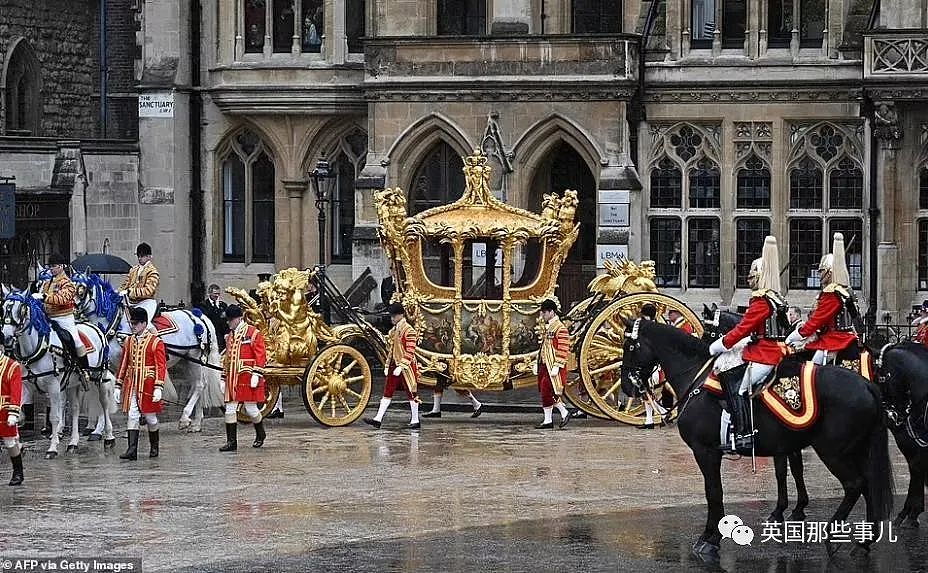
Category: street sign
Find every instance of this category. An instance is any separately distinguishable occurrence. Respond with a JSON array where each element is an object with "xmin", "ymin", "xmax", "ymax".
[
  {"xmin": 139, "ymin": 92, "xmax": 175, "ymax": 118},
  {"xmin": 0, "ymin": 183, "xmax": 15, "ymax": 239}
]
